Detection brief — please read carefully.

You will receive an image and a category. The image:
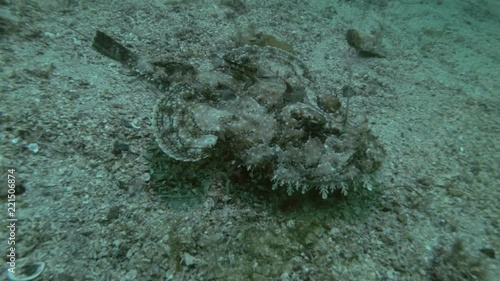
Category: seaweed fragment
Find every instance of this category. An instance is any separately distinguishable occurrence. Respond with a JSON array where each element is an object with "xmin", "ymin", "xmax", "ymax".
[{"xmin": 92, "ymin": 30, "xmax": 137, "ymax": 66}]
